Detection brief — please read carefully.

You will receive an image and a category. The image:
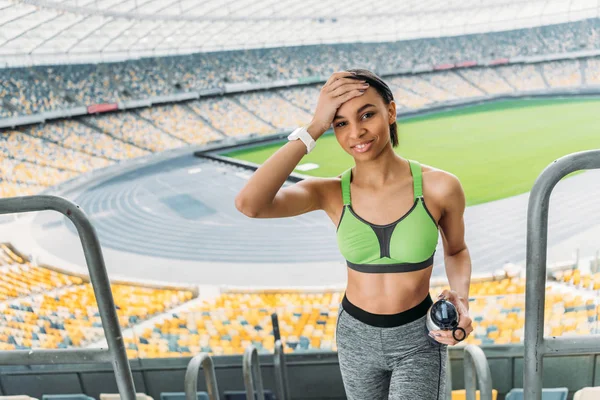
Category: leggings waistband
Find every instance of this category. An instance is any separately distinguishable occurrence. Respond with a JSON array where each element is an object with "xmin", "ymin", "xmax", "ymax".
[{"xmin": 341, "ymin": 293, "xmax": 433, "ymax": 328}]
